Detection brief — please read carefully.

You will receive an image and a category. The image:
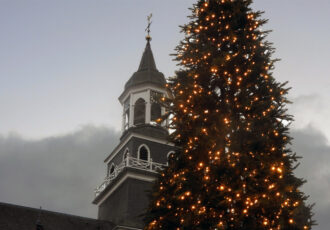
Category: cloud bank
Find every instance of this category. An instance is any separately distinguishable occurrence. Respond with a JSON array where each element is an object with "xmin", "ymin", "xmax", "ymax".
[
  {"xmin": 0, "ymin": 124, "xmax": 329, "ymax": 229},
  {"xmin": 0, "ymin": 125, "xmax": 119, "ymax": 218},
  {"xmin": 291, "ymin": 126, "xmax": 330, "ymax": 230}
]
